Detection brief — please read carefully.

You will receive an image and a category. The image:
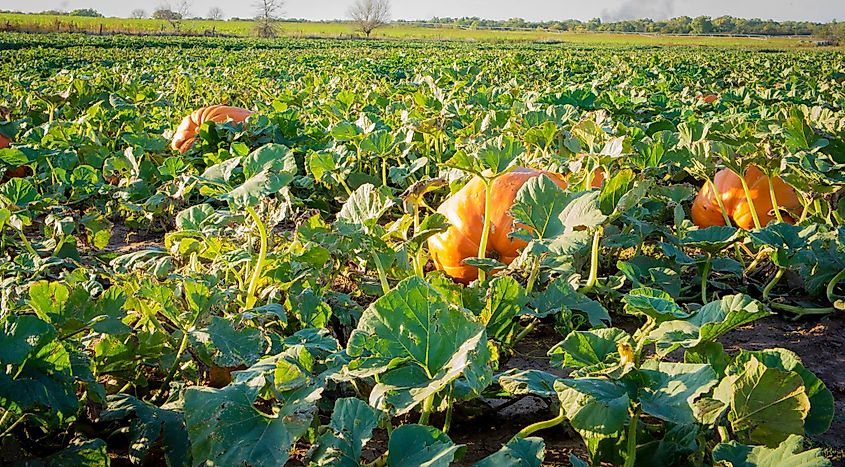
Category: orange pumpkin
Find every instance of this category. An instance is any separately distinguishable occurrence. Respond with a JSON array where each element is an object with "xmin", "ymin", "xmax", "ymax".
[
  {"xmin": 0, "ymin": 133, "xmax": 10, "ymax": 149},
  {"xmin": 697, "ymin": 94, "xmax": 719, "ymax": 104},
  {"xmin": 429, "ymin": 167, "xmax": 603, "ymax": 283},
  {"xmin": 691, "ymin": 166, "xmax": 800, "ymax": 230},
  {"xmin": 171, "ymin": 105, "xmax": 253, "ymax": 154}
]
